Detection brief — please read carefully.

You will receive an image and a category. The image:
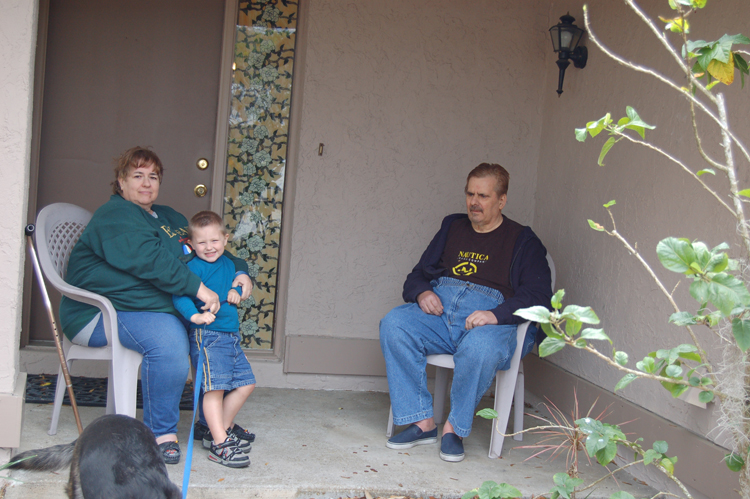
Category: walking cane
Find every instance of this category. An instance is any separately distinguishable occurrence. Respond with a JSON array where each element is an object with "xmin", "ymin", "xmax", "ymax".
[{"xmin": 25, "ymin": 224, "xmax": 83, "ymax": 435}]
